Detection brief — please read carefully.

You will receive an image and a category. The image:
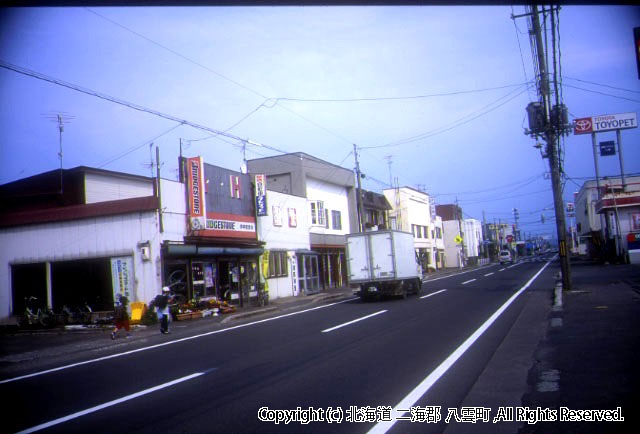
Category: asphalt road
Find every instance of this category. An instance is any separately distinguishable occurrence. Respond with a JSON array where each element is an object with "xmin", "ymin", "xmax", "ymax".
[{"xmin": 4, "ymin": 256, "xmax": 558, "ymax": 434}]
